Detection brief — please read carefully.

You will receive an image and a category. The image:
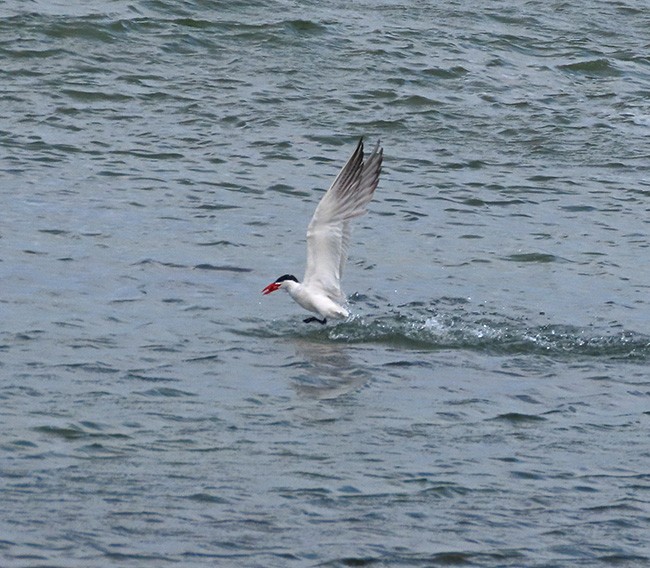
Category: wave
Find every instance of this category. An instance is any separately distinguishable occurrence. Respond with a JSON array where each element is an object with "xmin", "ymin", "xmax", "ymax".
[
  {"xmin": 252, "ymin": 300, "xmax": 650, "ymax": 362},
  {"xmin": 334, "ymin": 315, "xmax": 648, "ymax": 360}
]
